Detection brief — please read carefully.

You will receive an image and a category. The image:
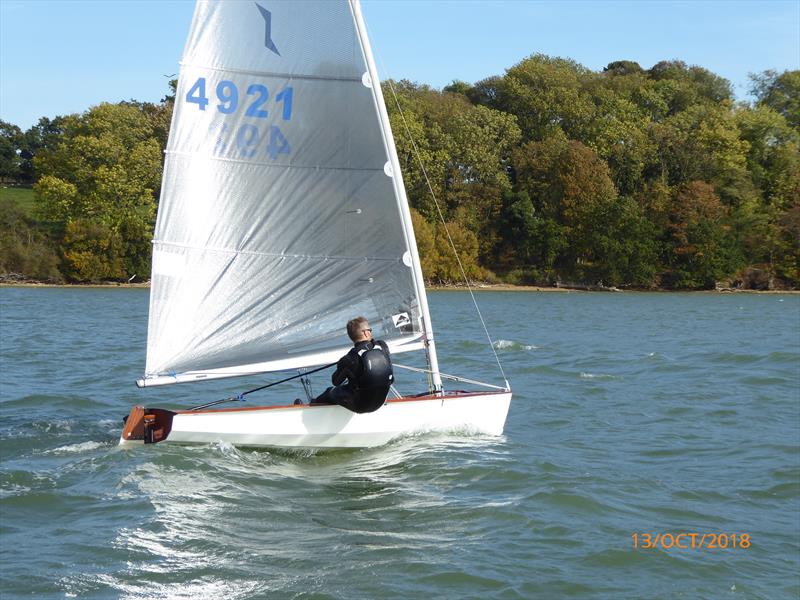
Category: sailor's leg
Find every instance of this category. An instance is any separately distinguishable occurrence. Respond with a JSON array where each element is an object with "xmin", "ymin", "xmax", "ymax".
[
  {"xmin": 310, "ymin": 387, "xmax": 336, "ymax": 405},
  {"xmin": 351, "ymin": 385, "xmax": 390, "ymax": 413},
  {"xmin": 329, "ymin": 385, "xmax": 358, "ymax": 411}
]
